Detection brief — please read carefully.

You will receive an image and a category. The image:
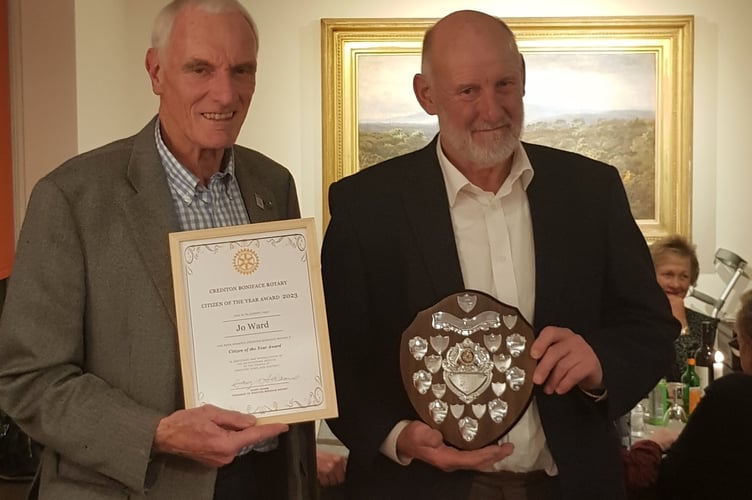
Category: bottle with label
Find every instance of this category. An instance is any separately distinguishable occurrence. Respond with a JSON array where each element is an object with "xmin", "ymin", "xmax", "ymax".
[
  {"xmin": 694, "ymin": 320, "xmax": 715, "ymax": 391},
  {"xmin": 681, "ymin": 358, "xmax": 701, "ymax": 414},
  {"xmin": 648, "ymin": 378, "xmax": 668, "ymax": 425}
]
